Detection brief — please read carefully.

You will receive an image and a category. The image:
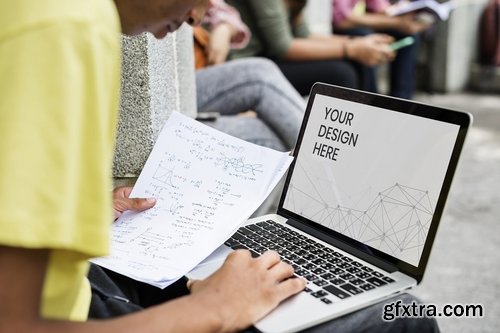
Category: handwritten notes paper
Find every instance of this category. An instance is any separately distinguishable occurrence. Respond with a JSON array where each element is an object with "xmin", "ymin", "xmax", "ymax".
[{"xmin": 92, "ymin": 112, "xmax": 293, "ymax": 288}]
